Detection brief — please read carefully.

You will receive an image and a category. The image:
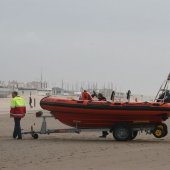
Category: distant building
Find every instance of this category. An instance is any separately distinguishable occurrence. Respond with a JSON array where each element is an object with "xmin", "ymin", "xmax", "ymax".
[
  {"xmin": 18, "ymin": 87, "xmax": 38, "ymax": 95},
  {"xmin": 26, "ymin": 81, "xmax": 48, "ymax": 89},
  {"xmin": 52, "ymin": 87, "xmax": 64, "ymax": 95},
  {"xmin": 0, "ymin": 87, "xmax": 11, "ymax": 98}
]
